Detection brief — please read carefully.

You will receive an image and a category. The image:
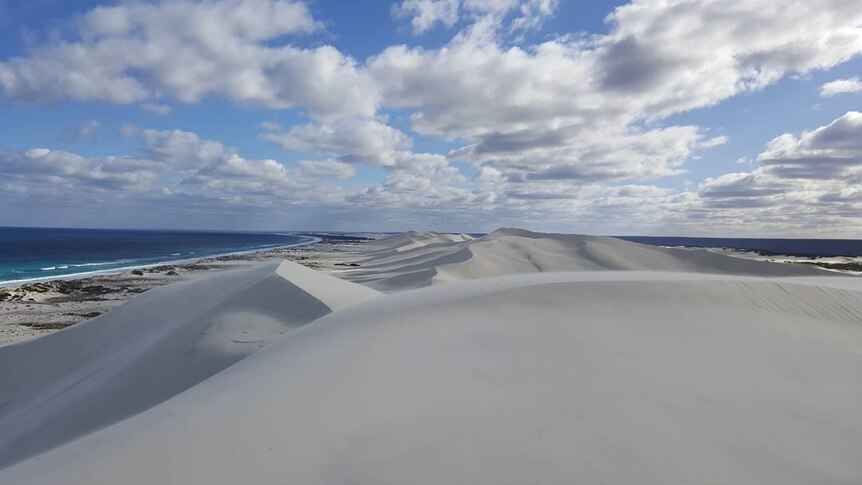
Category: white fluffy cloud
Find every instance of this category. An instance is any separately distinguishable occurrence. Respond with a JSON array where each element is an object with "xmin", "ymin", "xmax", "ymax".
[
  {"xmin": 0, "ymin": 126, "xmax": 354, "ymax": 215},
  {"xmin": 298, "ymin": 159, "xmax": 356, "ymax": 179},
  {"xmin": 757, "ymin": 112, "xmax": 862, "ymax": 175},
  {"xmin": 0, "ymin": 148, "xmax": 156, "ymax": 190},
  {"xmin": 5, "ymin": 116, "xmax": 862, "ymax": 235},
  {"xmin": 6, "ymin": 0, "xmax": 862, "ymax": 184},
  {"xmin": 820, "ymin": 77, "xmax": 862, "ymax": 97},
  {"xmin": 0, "ymin": 126, "xmax": 483, "ymax": 229},
  {"xmin": 599, "ymin": 1, "xmax": 862, "ymax": 117},
  {"xmin": 261, "ymin": 118, "xmax": 412, "ymax": 166},
  {"xmin": 689, "ymin": 112, "xmax": 862, "ymax": 234},
  {"xmin": 370, "ymin": 0, "xmax": 862, "ymax": 187},
  {"xmin": 121, "ymin": 125, "xmax": 228, "ymax": 169},
  {"xmin": 259, "ymin": 117, "xmax": 464, "ymax": 177},
  {"xmin": 454, "ymin": 125, "xmax": 726, "ymax": 181},
  {"xmin": 392, "ymin": 0, "xmax": 559, "ymax": 34},
  {"xmin": 0, "ymin": 0, "xmax": 376, "ymax": 120},
  {"xmin": 392, "ymin": 0, "xmax": 460, "ymax": 34},
  {"xmin": 4, "ymin": 0, "xmax": 862, "ymax": 233}
]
